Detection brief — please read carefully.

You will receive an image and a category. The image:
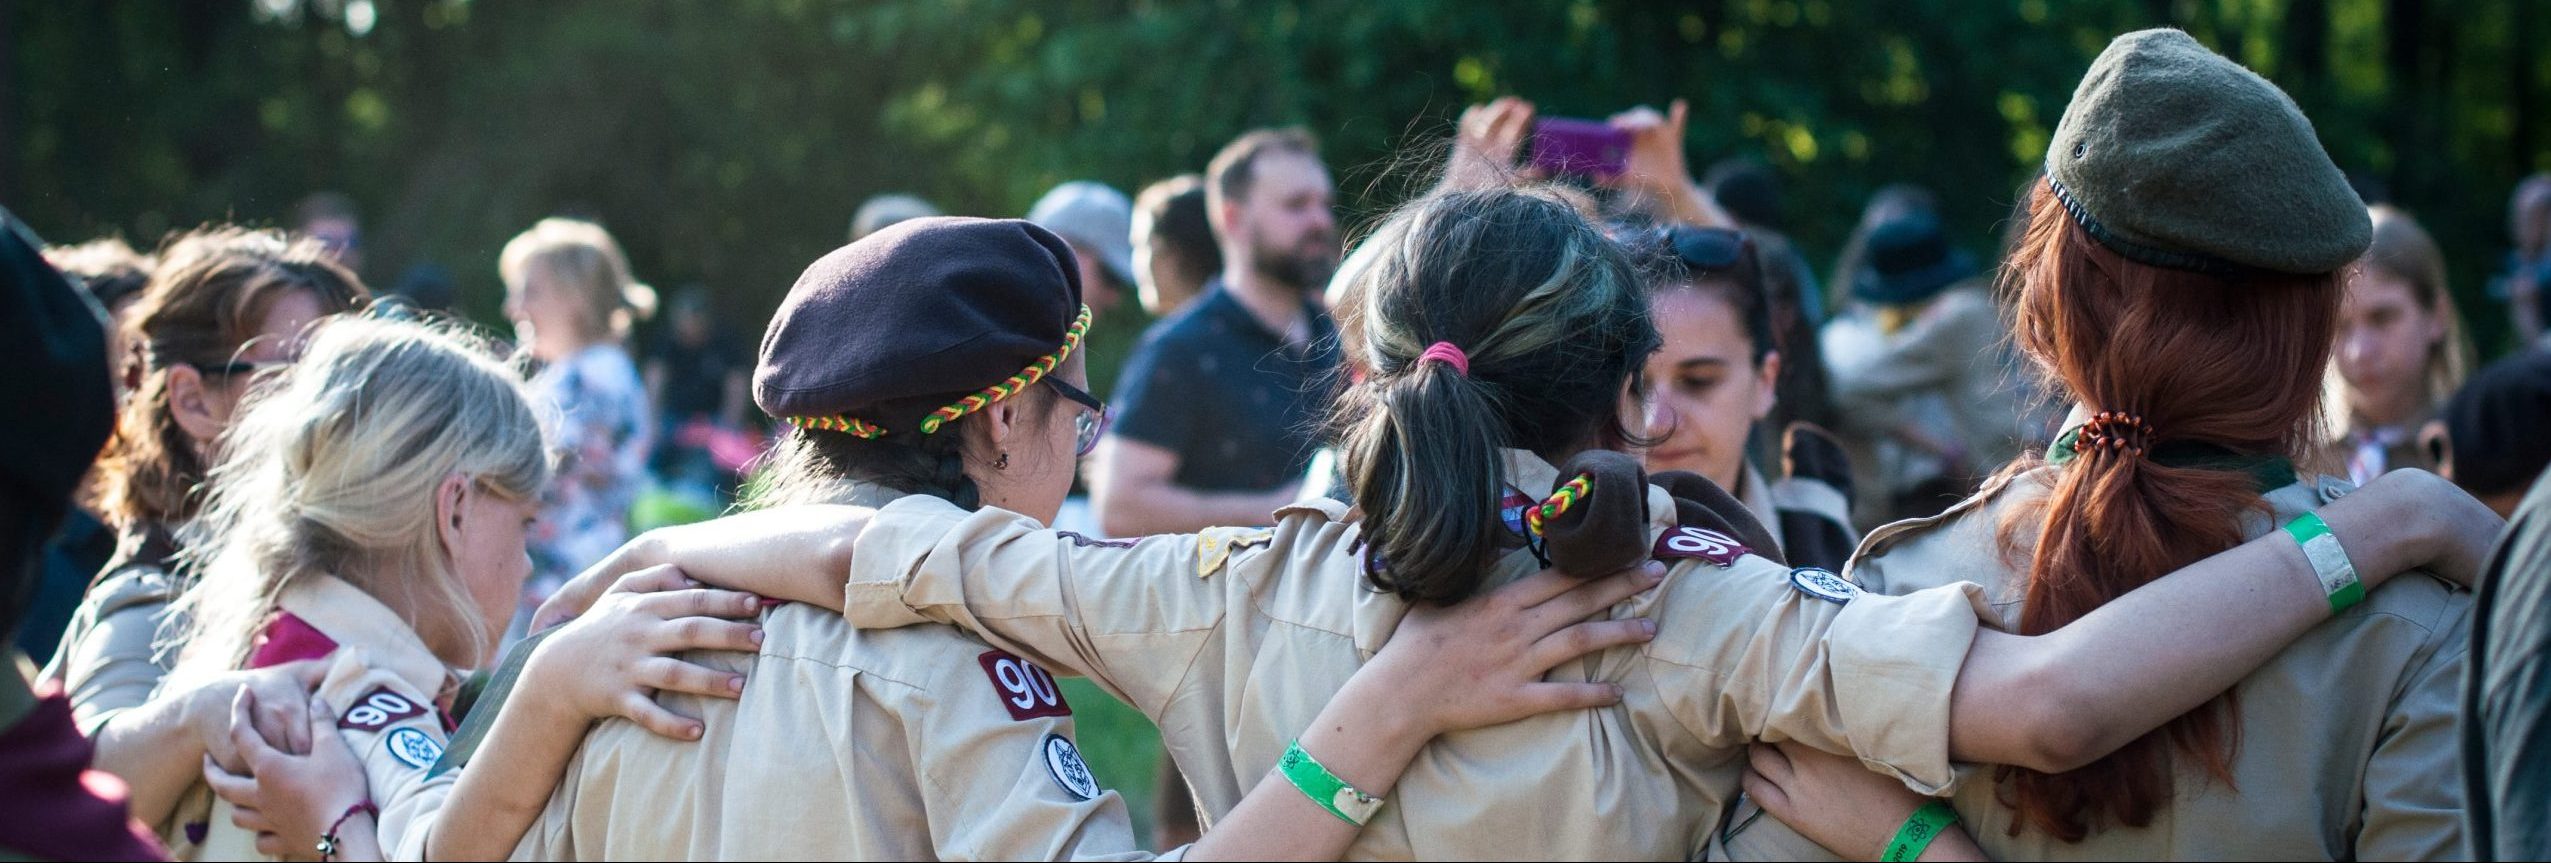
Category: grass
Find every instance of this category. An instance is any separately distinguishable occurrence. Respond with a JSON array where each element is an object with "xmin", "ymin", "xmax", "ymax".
[{"xmin": 1059, "ymin": 677, "xmax": 1168, "ymax": 840}]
